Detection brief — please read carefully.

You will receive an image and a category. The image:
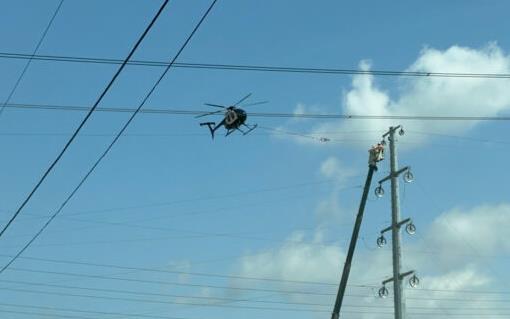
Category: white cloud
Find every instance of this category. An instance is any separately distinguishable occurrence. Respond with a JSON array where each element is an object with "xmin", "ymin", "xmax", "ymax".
[
  {"xmin": 283, "ymin": 44, "xmax": 510, "ymax": 147},
  {"xmin": 164, "ymin": 260, "xmax": 193, "ymax": 283},
  {"xmin": 421, "ymin": 266, "xmax": 491, "ymax": 292},
  {"xmin": 315, "ymin": 157, "xmax": 359, "ymax": 223},
  {"xmin": 230, "ymin": 202, "xmax": 510, "ymax": 318},
  {"xmin": 406, "ymin": 267, "xmax": 504, "ymax": 319},
  {"xmin": 319, "ymin": 157, "xmax": 357, "ymax": 182},
  {"xmin": 235, "ymin": 231, "xmax": 345, "ymax": 287},
  {"xmin": 420, "ymin": 203, "xmax": 510, "ymax": 266}
]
